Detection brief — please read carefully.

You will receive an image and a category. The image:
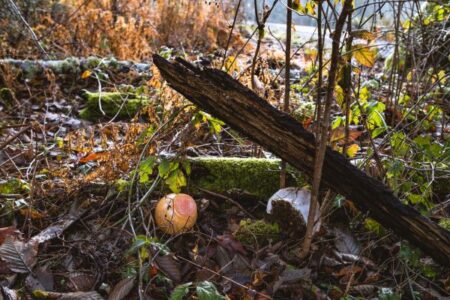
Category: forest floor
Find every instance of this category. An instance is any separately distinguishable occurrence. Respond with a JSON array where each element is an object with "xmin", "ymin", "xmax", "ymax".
[{"xmin": 0, "ymin": 25, "xmax": 450, "ymax": 300}]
